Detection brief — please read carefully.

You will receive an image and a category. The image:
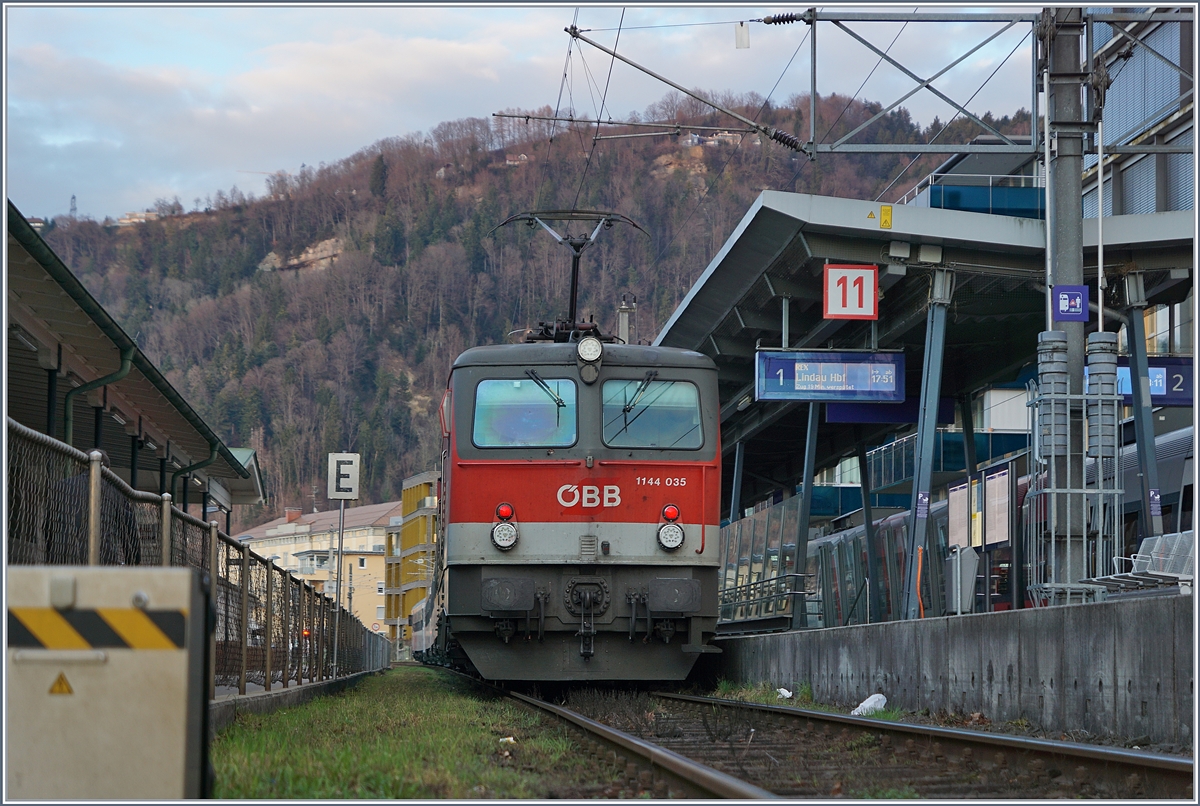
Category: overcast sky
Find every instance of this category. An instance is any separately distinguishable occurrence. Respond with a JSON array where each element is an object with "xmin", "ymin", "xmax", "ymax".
[{"xmin": 5, "ymin": 4, "xmax": 1037, "ymax": 221}]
